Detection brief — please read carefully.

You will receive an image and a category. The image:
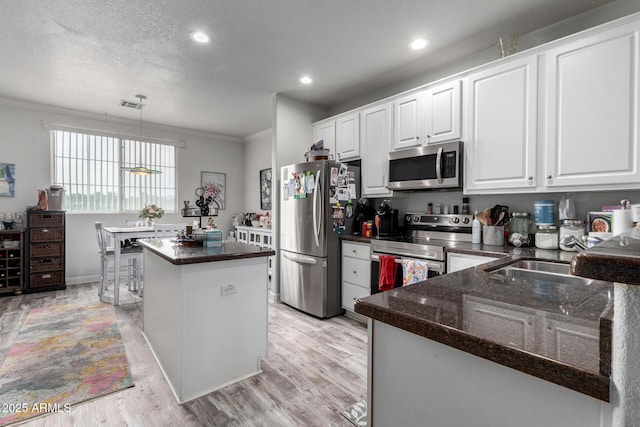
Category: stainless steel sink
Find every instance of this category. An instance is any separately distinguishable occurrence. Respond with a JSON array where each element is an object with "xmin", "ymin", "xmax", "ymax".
[{"xmin": 488, "ymin": 259, "xmax": 596, "ymax": 286}]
